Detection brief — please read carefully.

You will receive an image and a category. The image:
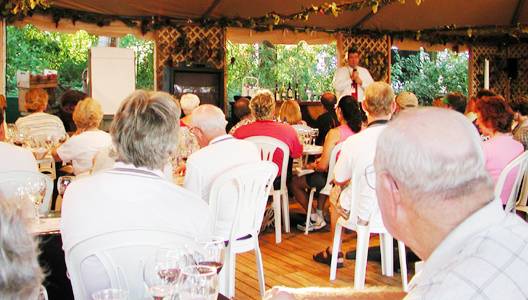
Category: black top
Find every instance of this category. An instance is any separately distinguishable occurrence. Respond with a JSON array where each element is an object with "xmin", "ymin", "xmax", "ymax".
[{"xmin": 315, "ymin": 110, "xmax": 339, "ymax": 145}]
